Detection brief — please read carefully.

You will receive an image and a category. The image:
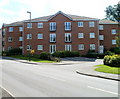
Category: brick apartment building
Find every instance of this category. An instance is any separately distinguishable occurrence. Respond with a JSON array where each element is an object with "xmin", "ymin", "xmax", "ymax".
[{"xmin": 1, "ymin": 11, "xmax": 119, "ymax": 55}]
